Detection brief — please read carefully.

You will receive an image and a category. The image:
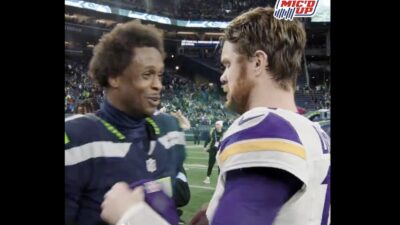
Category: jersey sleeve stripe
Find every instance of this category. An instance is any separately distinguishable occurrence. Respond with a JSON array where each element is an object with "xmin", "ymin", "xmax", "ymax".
[
  {"xmin": 65, "ymin": 141, "xmax": 131, "ymax": 166},
  {"xmin": 220, "ymin": 112, "xmax": 303, "ymax": 153},
  {"xmin": 219, "ymin": 138, "xmax": 306, "ymax": 163},
  {"xmin": 158, "ymin": 131, "xmax": 186, "ymax": 149}
]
